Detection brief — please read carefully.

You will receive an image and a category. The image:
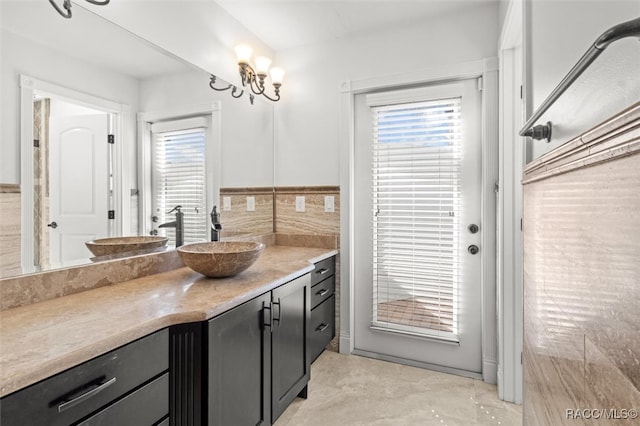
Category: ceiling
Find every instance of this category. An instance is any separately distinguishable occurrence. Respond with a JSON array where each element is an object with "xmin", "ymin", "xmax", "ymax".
[{"xmin": 216, "ymin": 0, "xmax": 499, "ymax": 51}]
